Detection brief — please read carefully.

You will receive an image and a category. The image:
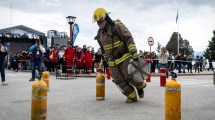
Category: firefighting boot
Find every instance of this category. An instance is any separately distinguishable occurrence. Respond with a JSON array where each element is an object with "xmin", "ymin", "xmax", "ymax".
[
  {"xmin": 126, "ymin": 91, "xmax": 137, "ymax": 103},
  {"xmin": 137, "ymin": 82, "xmax": 147, "ymax": 98}
]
